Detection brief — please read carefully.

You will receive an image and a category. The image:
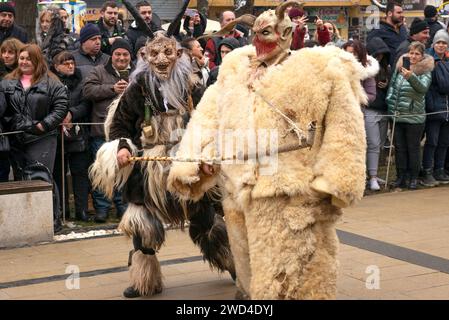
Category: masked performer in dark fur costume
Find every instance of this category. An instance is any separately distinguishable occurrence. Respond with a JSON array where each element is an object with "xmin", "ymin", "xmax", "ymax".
[{"xmin": 89, "ymin": 0, "xmax": 235, "ymax": 298}]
